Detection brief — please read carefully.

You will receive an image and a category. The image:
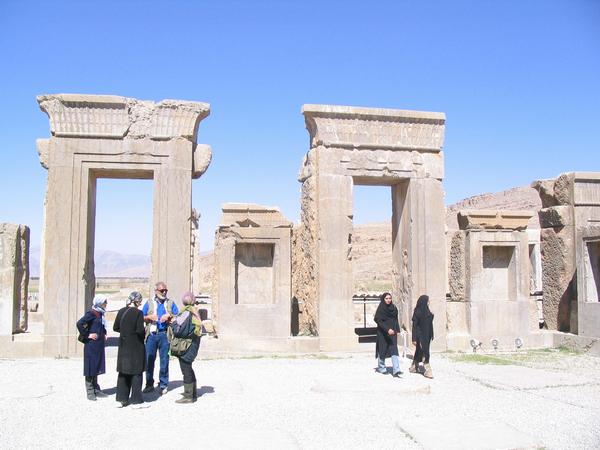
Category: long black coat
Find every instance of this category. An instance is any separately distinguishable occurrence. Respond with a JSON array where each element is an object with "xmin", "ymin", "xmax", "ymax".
[
  {"xmin": 374, "ymin": 303, "xmax": 400, "ymax": 359},
  {"xmin": 113, "ymin": 306, "xmax": 146, "ymax": 375},
  {"xmin": 412, "ymin": 308, "xmax": 434, "ymax": 355},
  {"xmin": 76, "ymin": 310, "xmax": 106, "ymax": 377}
]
